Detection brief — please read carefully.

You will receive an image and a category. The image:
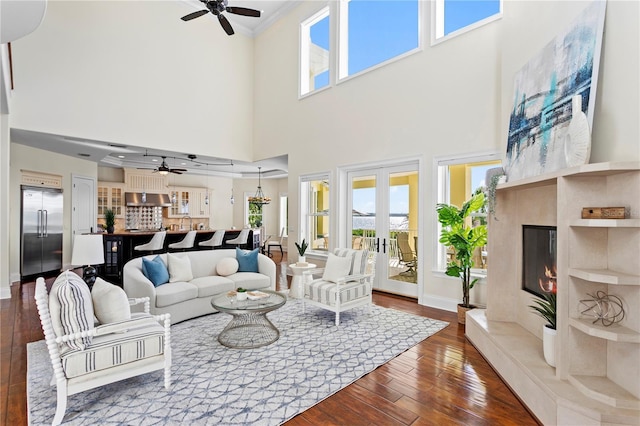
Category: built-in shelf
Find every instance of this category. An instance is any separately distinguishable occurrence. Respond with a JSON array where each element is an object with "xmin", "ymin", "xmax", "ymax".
[
  {"xmin": 569, "ymin": 318, "xmax": 640, "ymax": 343},
  {"xmin": 569, "ymin": 268, "xmax": 640, "ymax": 285},
  {"xmin": 569, "ymin": 219, "xmax": 640, "ymax": 228},
  {"xmin": 568, "ymin": 375, "xmax": 640, "ymax": 410}
]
